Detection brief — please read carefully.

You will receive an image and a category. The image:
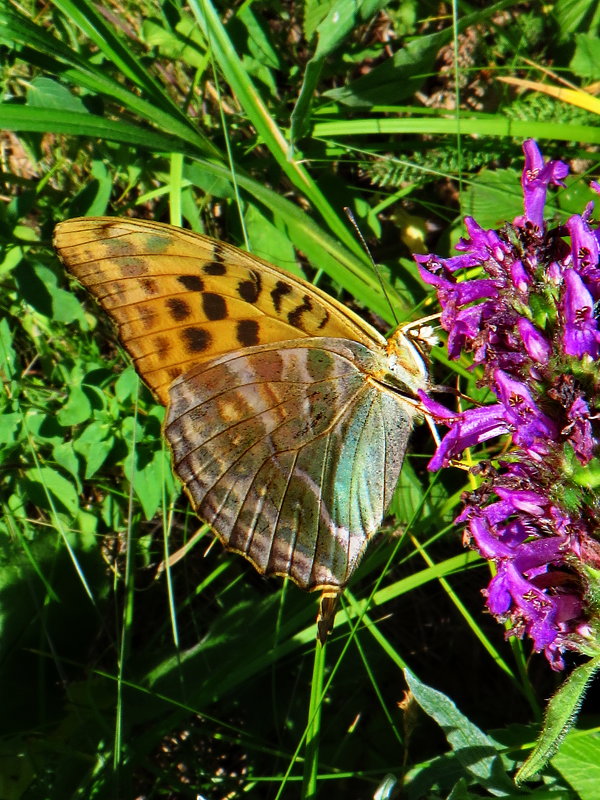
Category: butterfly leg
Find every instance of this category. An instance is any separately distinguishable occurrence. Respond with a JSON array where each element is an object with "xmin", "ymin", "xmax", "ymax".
[{"xmin": 316, "ymin": 590, "xmax": 341, "ymax": 644}]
